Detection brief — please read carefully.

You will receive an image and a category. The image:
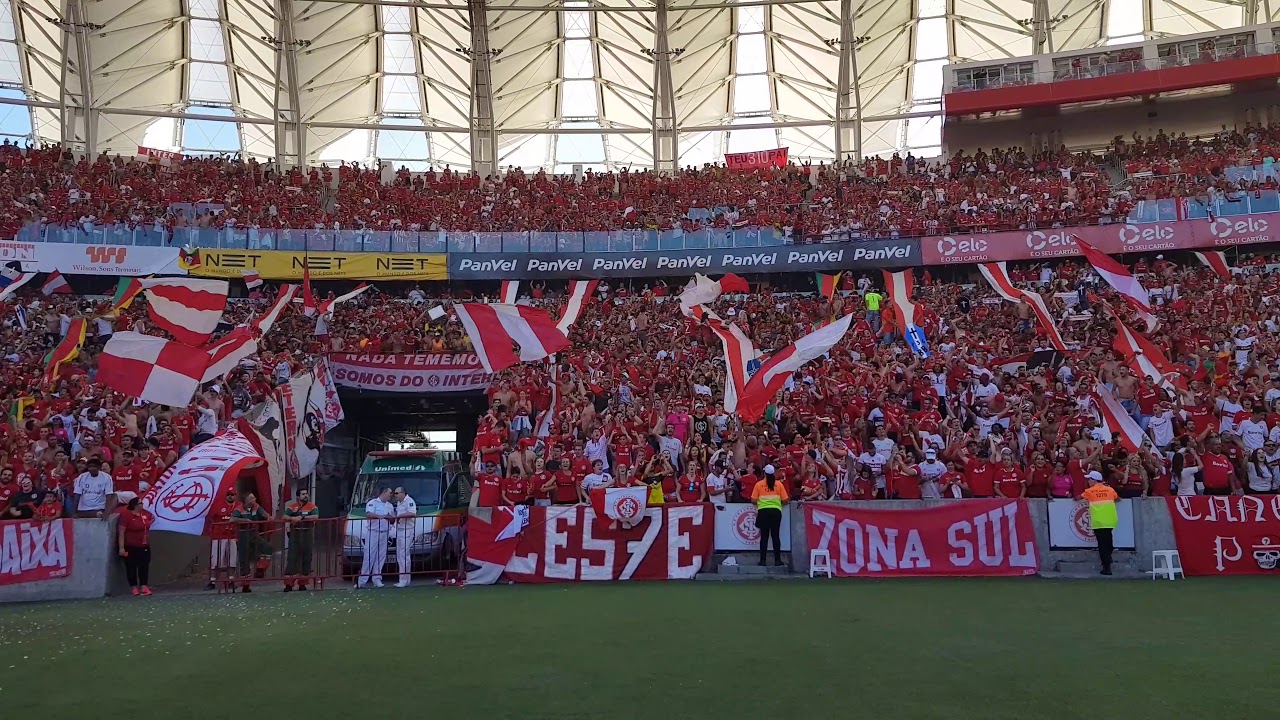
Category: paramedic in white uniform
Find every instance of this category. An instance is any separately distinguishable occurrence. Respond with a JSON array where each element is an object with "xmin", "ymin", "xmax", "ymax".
[
  {"xmin": 392, "ymin": 487, "xmax": 417, "ymax": 588},
  {"xmin": 358, "ymin": 487, "xmax": 394, "ymax": 588}
]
